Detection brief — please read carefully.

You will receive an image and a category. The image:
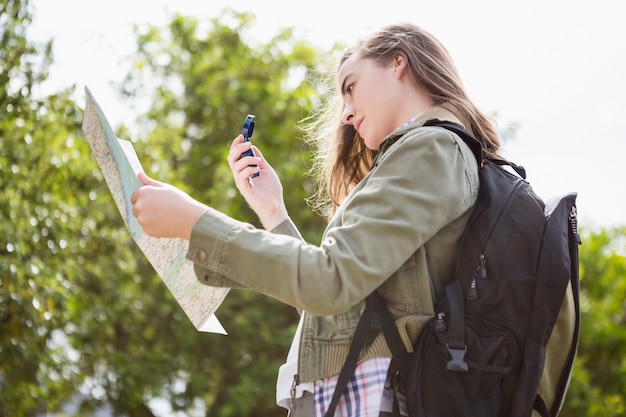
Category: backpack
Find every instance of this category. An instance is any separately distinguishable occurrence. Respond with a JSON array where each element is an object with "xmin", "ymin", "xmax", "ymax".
[{"xmin": 325, "ymin": 121, "xmax": 581, "ymax": 417}]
